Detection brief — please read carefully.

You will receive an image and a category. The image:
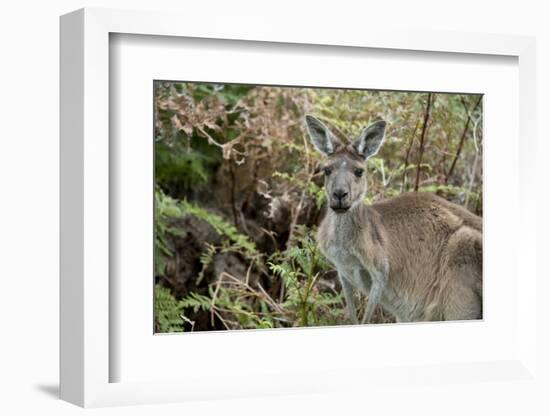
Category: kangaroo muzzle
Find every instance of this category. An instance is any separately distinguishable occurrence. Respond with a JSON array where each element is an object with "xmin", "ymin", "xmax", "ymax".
[{"xmin": 330, "ymin": 188, "xmax": 351, "ymax": 212}]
